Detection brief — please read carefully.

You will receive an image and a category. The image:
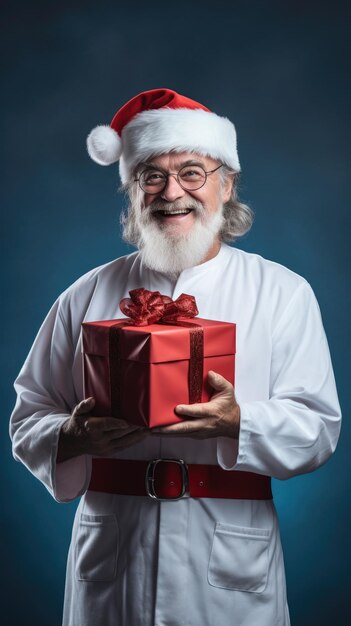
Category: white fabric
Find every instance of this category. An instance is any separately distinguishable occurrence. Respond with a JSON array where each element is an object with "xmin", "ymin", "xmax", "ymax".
[
  {"xmin": 10, "ymin": 243, "xmax": 341, "ymax": 626},
  {"xmin": 86, "ymin": 125, "xmax": 122, "ymax": 166},
  {"xmin": 119, "ymin": 107, "xmax": 240, "ymax": 183}
]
